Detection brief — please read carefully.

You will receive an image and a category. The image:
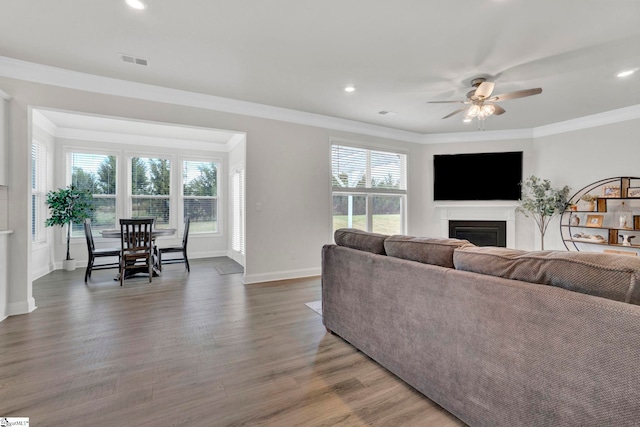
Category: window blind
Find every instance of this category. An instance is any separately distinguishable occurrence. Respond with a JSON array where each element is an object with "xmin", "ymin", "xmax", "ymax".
[
  {"xmin": 69, "ymin": 152, "xmax": 117, "ymax": 236},
  {"xmin": 32, "ymin": 142, "xmax": 47, "ymax": 243},
  {"xmin": 231, "ymin": 169, "xmax": 245, "ymax": 254}
]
